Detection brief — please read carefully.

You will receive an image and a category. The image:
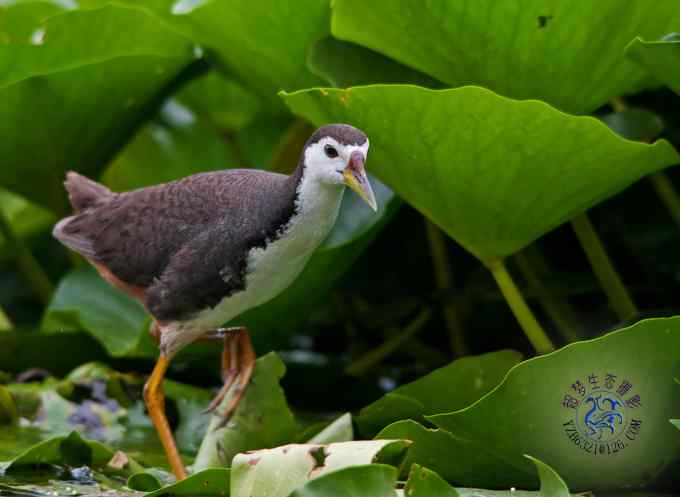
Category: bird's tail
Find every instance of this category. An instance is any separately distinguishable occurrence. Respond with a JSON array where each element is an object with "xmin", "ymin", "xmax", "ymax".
[{"xmin": 64, "ymin": 171, "xmax": 113, "ymax": 212}]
